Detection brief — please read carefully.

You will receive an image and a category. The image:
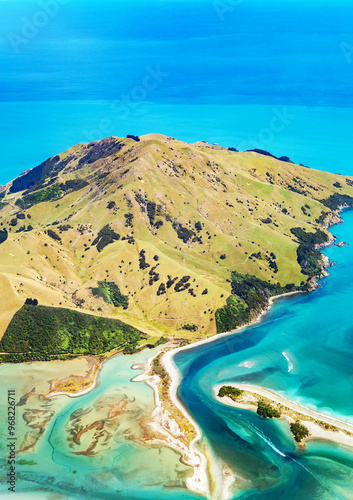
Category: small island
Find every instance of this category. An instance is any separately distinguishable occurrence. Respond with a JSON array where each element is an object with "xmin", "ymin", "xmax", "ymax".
[{"xmin": 216, "ymin": 384, "xmax": 353, "ymax": 447}]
